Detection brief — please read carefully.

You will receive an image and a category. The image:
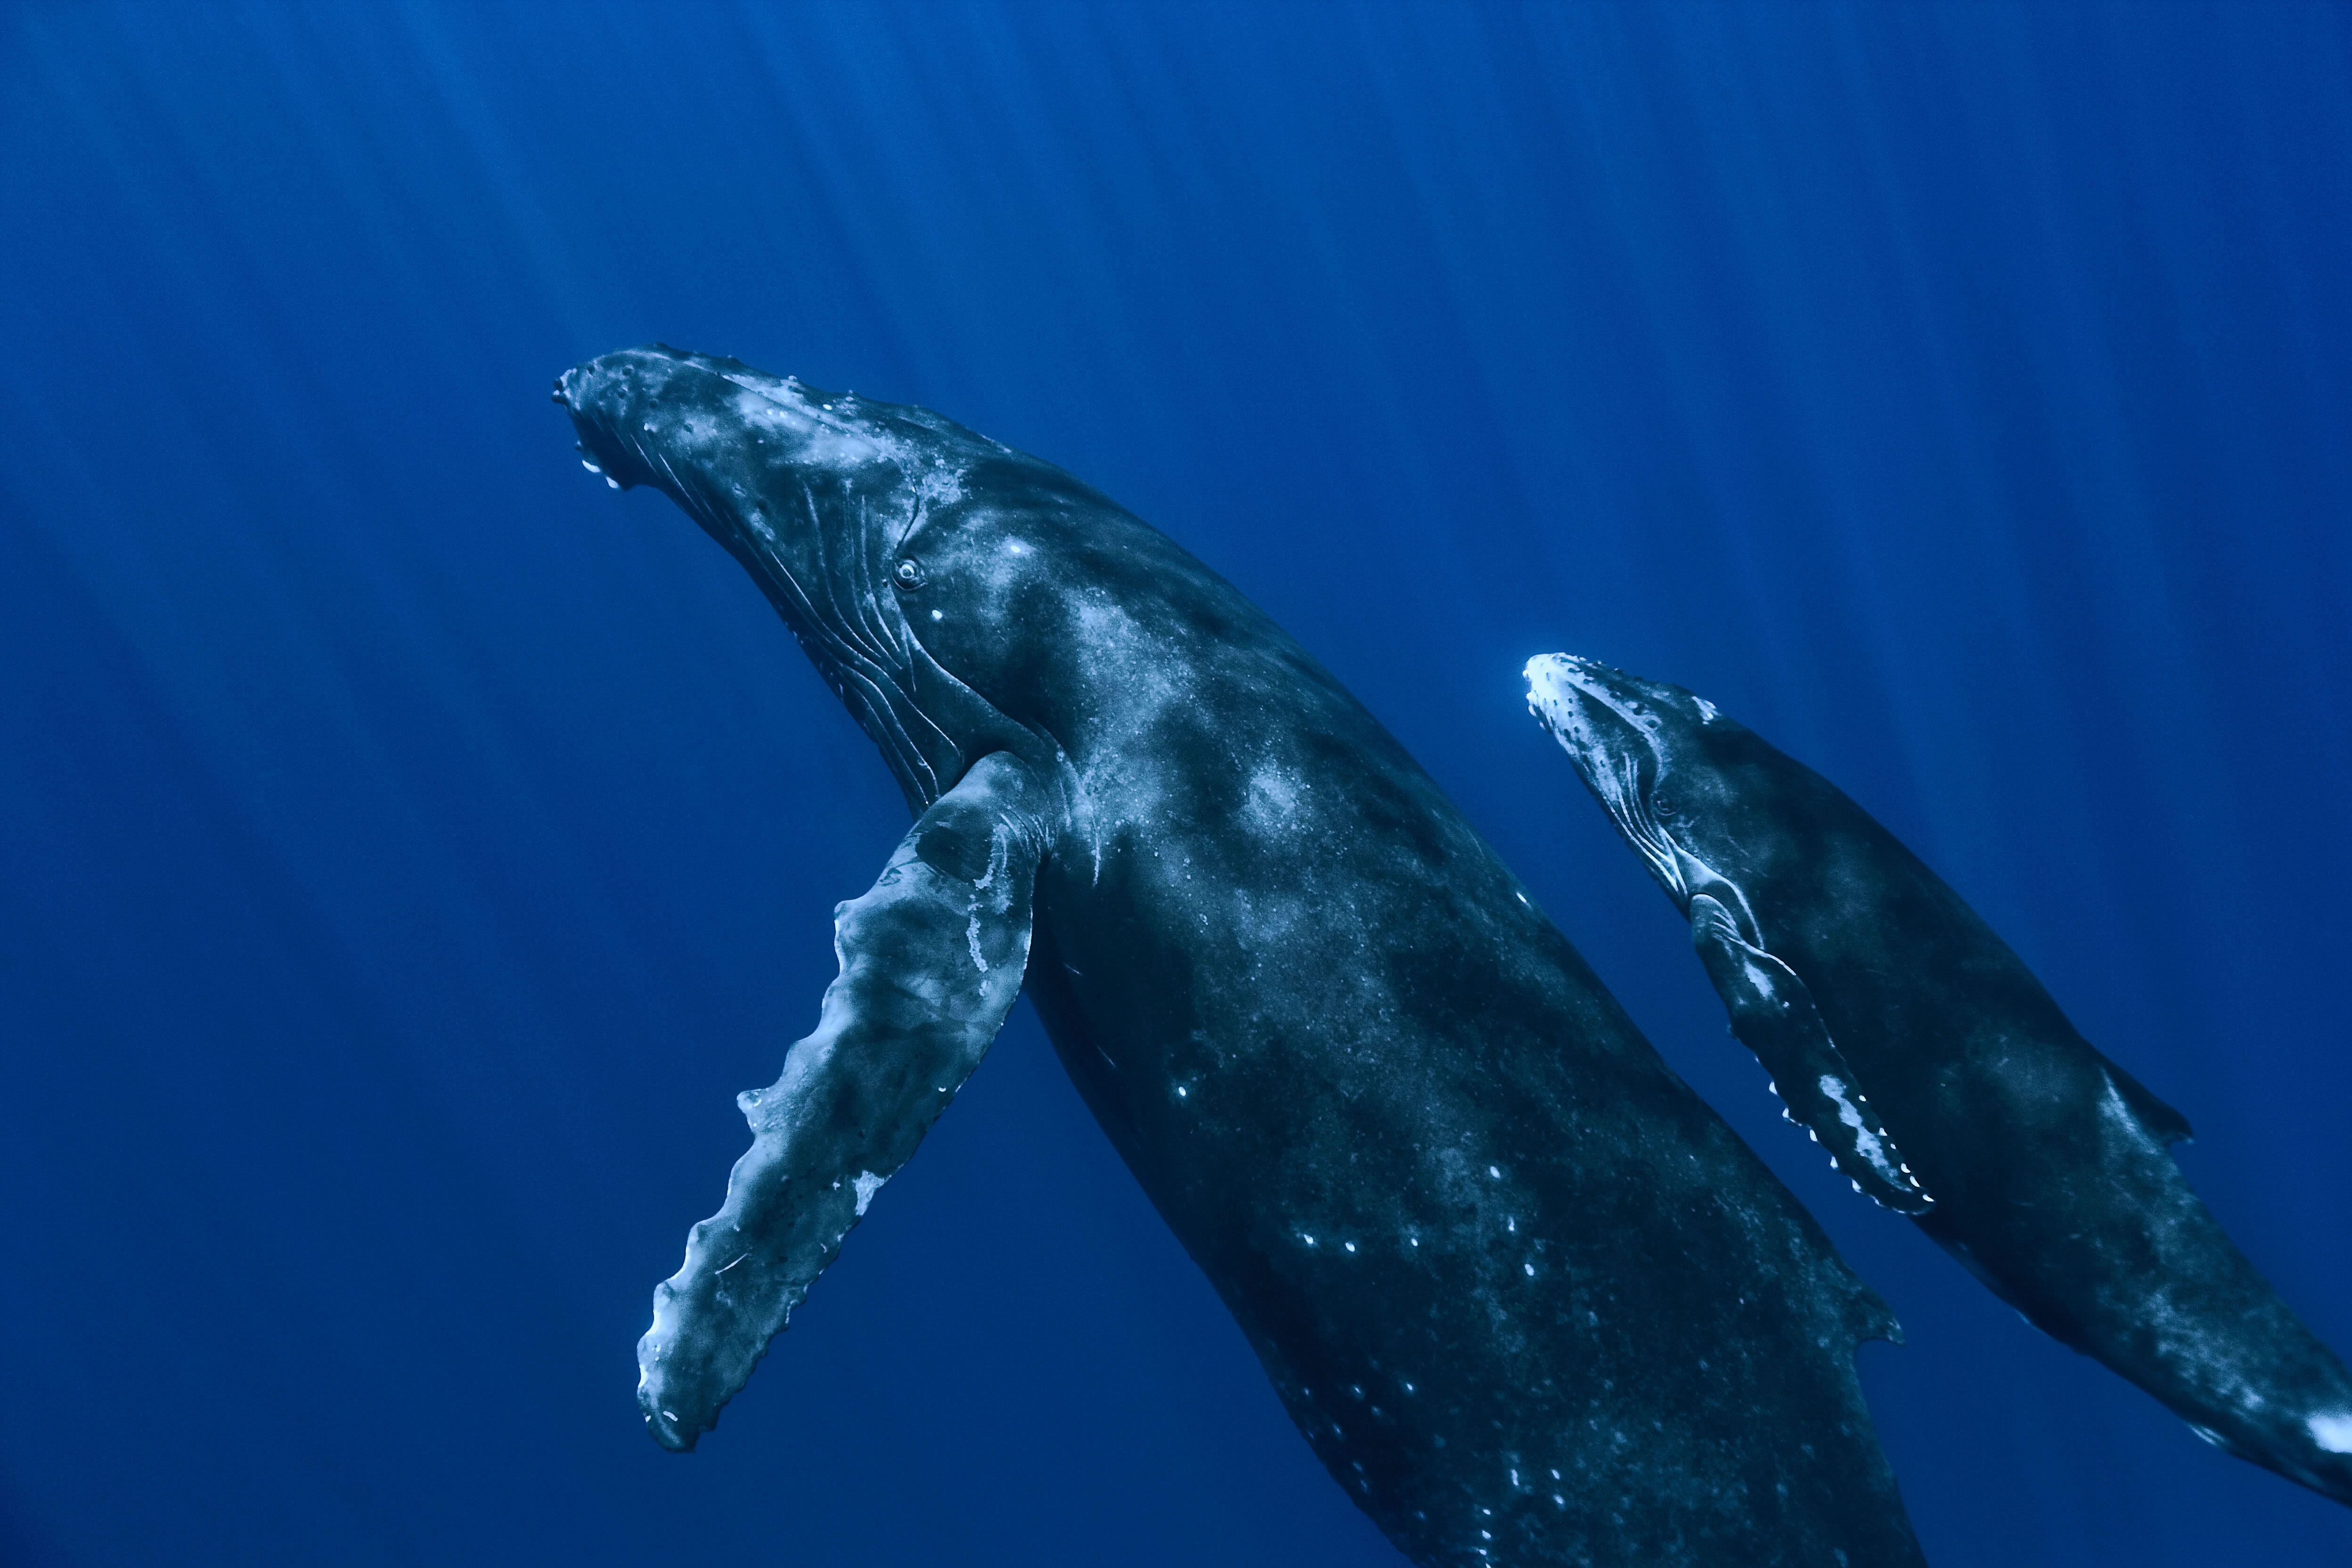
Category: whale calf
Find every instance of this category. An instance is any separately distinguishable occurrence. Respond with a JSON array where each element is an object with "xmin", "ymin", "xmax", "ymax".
[
  {"xmin": 554, "ymin": 346, "xmax": 1927, "ymax": 1567},
  {"xmin": 1527, "ymin": 652, "xmax": 2352, "ymax": 1507}
]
